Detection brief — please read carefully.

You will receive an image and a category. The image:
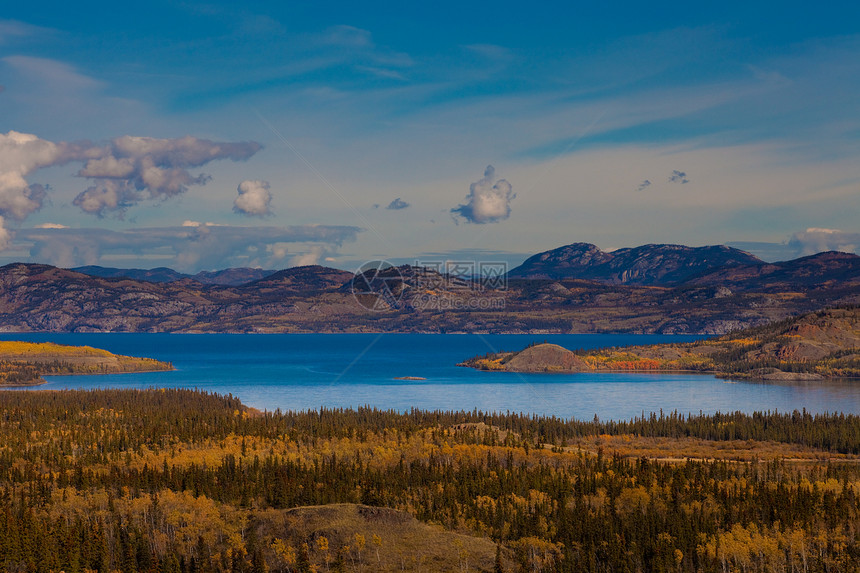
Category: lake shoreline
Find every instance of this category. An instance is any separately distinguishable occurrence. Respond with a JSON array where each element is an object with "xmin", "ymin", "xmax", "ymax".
[{"xmin": 3, "ymin": 332, "xmax": 859, "ymax": 420}]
